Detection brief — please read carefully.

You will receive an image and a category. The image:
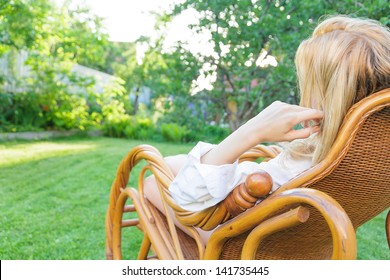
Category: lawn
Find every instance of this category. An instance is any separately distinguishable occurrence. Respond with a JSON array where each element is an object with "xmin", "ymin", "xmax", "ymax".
[{"xmin": 0, "ymin": 137, "xmax": 388, "ymax": 260}]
